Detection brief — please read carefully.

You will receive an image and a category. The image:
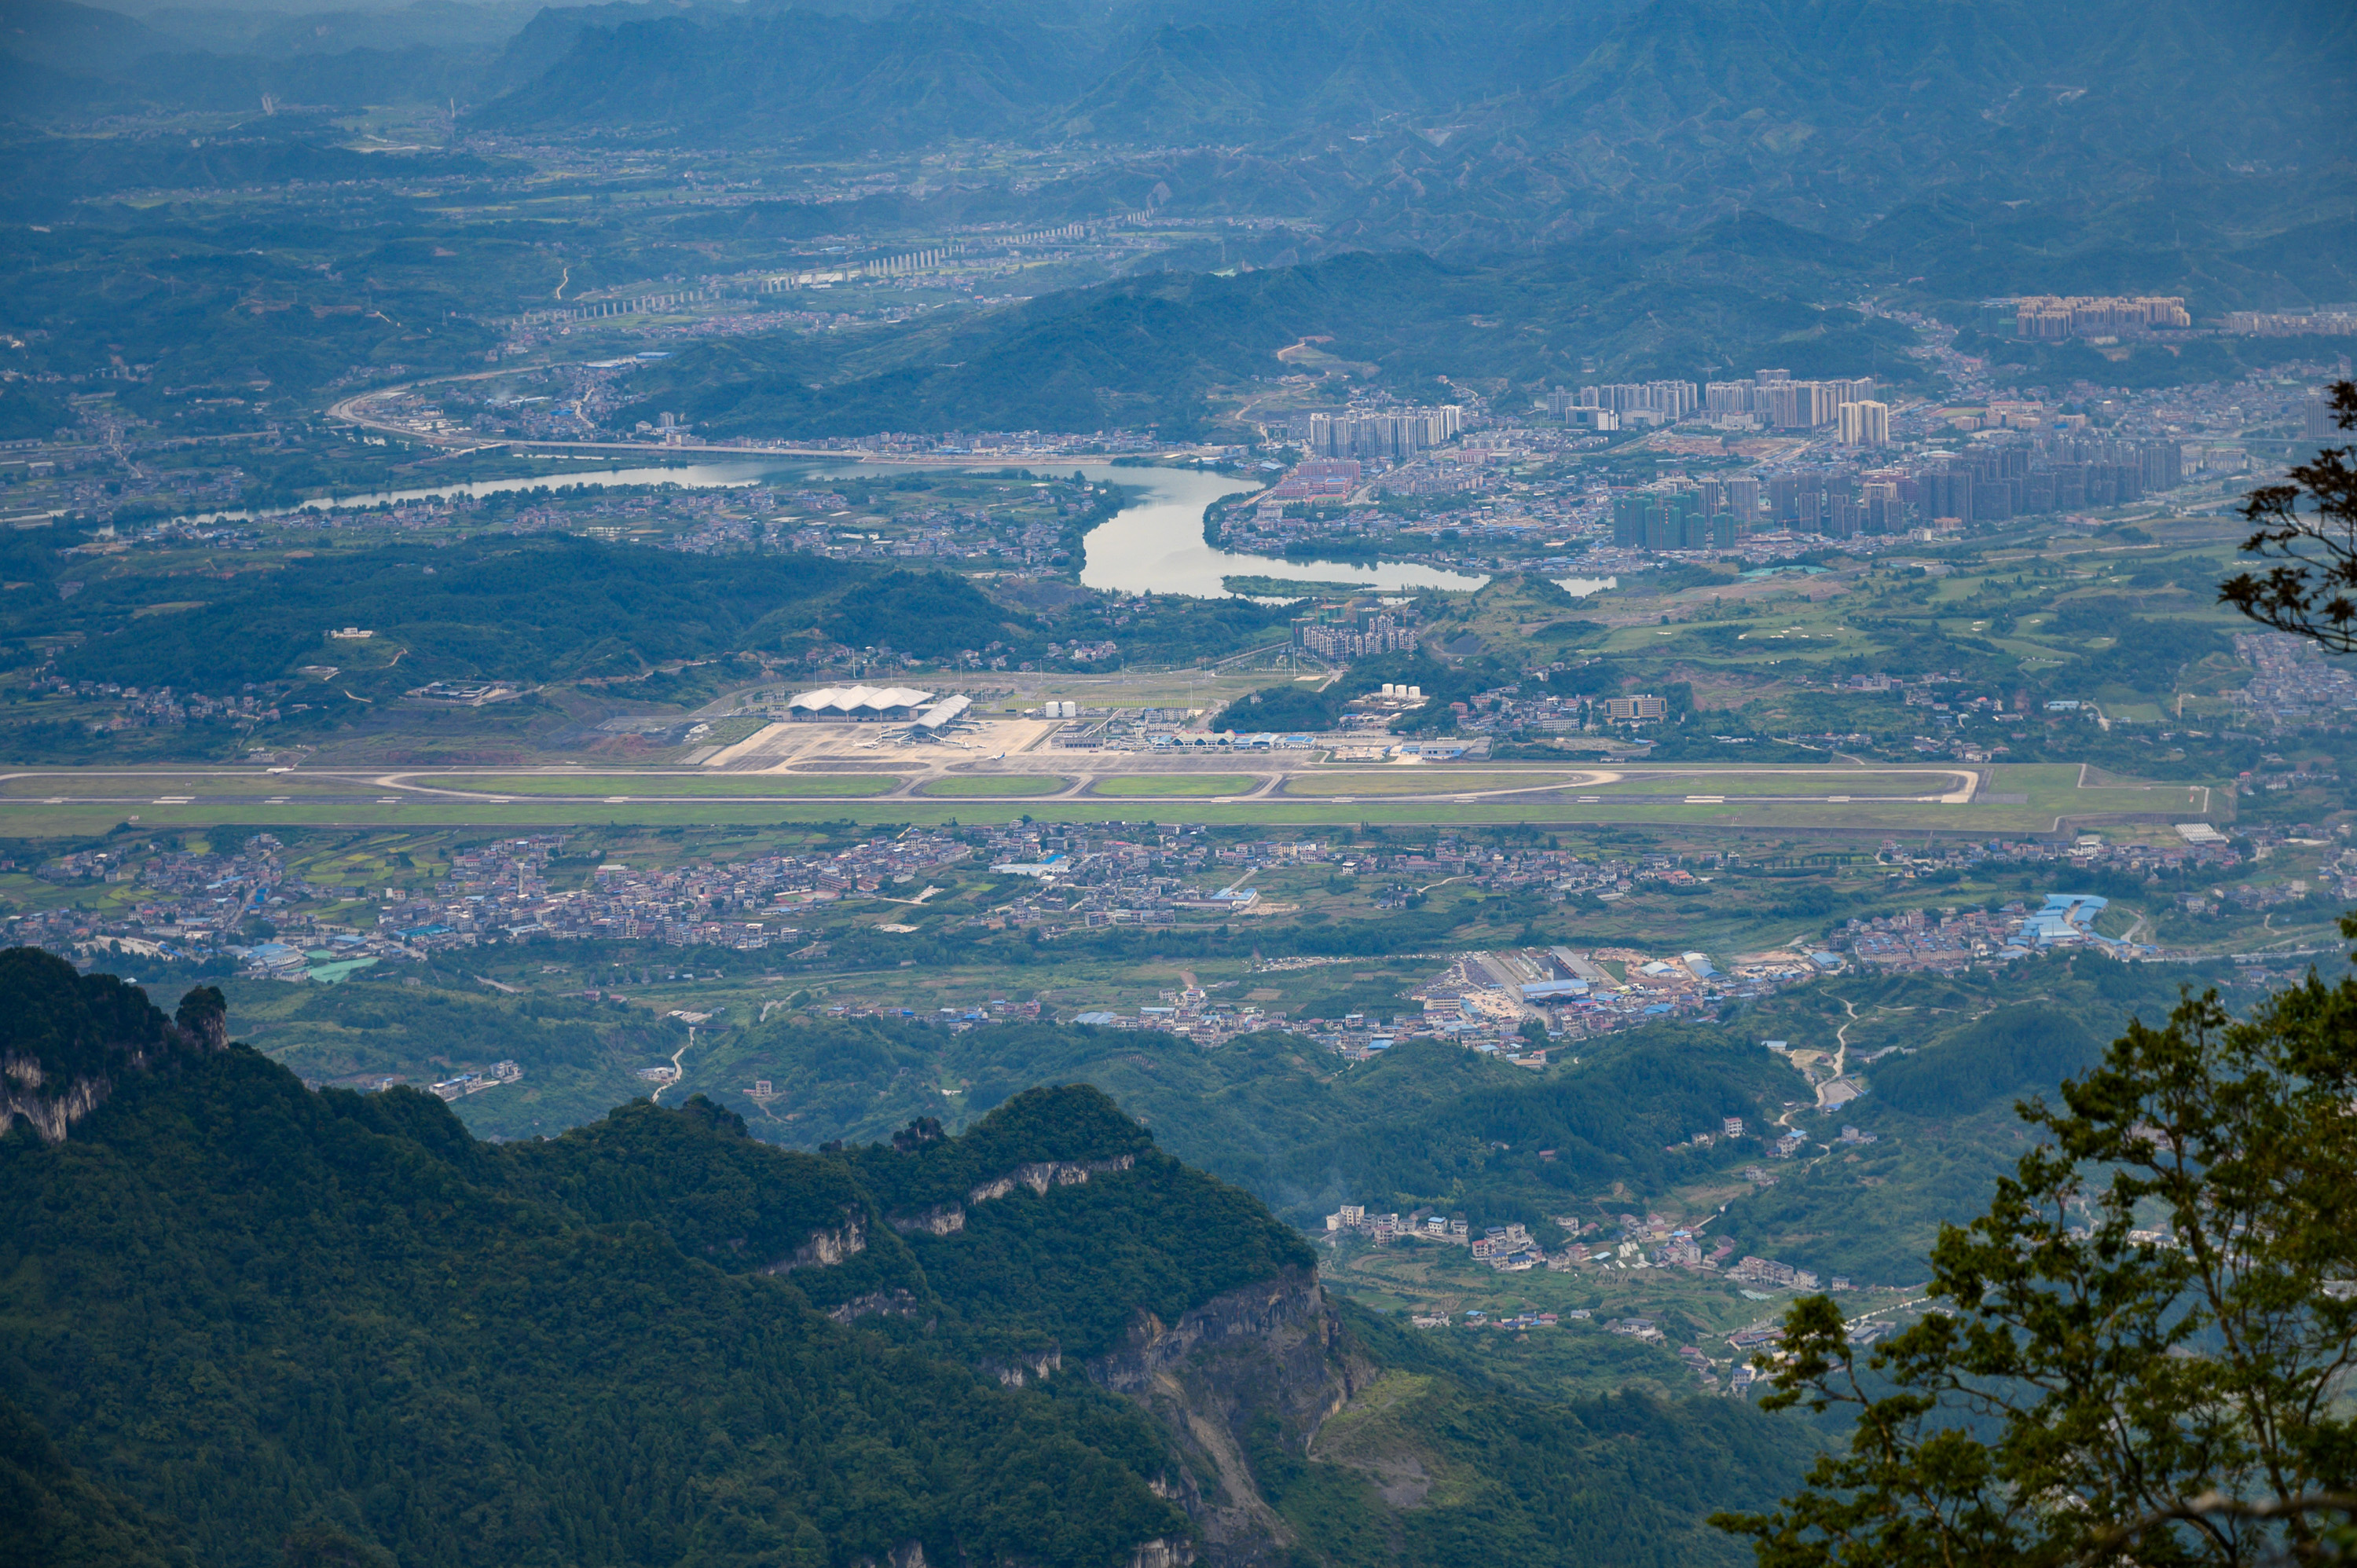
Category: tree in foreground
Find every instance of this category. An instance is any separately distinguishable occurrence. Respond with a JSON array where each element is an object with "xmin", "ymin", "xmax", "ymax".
[
  {"xmin": 1717, "ymin": 380, "xmax": 2357, "ymax": 1566},
  {"xmin": 1713, "ymin": 969, "xmax": 2357, "ymax": 1565},
  {"xmin": 2221, "ymin": 380, "xmax": 2357, "ymax": 650}
]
